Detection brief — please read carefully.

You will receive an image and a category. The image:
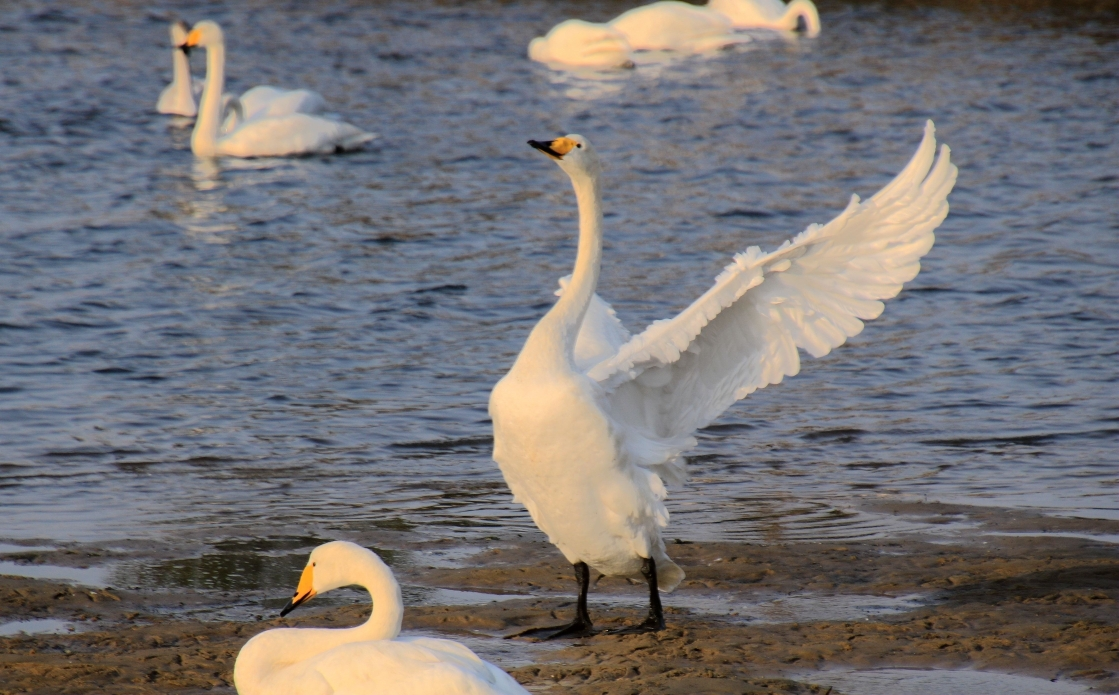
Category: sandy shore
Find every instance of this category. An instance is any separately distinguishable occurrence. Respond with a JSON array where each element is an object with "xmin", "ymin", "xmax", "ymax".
[{"xmin": 1, "ymin": 501, "xmax": 1116, "ymax": 694}]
